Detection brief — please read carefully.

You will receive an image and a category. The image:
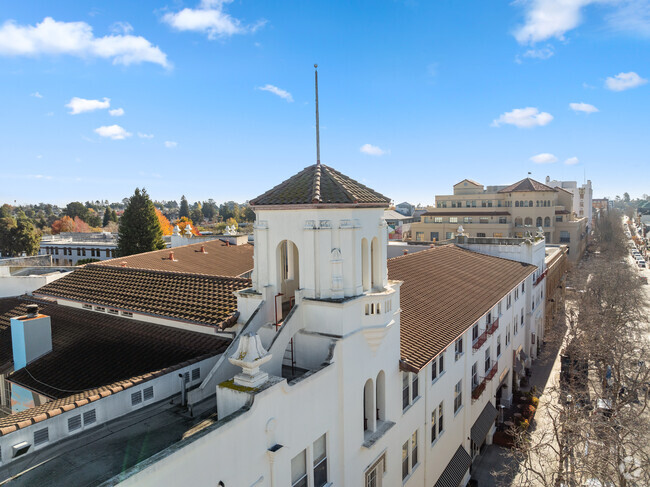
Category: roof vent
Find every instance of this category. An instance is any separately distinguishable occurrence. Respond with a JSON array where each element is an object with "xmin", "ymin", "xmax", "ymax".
[
  {"xmin": 200, "ymin": 245, "xmax": 207, "ymax": 254},
  {"xmin": 26, "ymin": 304, "xmax": 38, "ymax": 318},
  {"xmin": 120, "ymin": 261, "xmax": 127, "ymax": 267},
  {"xmin": 403, "ymin": 249, "xmax": 408, "ymax": 255},
  {"xmin": 169, "ymin": 251, "xmax": 177, "ymax": 262}
]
